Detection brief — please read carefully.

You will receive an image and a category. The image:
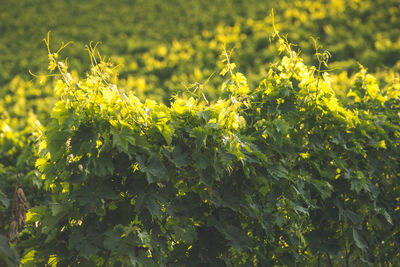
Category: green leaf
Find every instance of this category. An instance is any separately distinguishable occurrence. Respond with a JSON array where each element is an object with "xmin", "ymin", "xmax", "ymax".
[
  {"xmin": 20, "ymin": 249, "xmax": 36, "ymax": 266},
  {"xmin": 95, "ymin": 204, "xmax": 106, "ymax": 216},
  {"xmin": 197, "ymin": 110, "xmax": 212, "ymax": 122},
  {"xmin": 171, "ymin": 223, "xmax": 197, "ymax": 243},
  {"xmin": 112, "ymin": 126, "xmax": 136, "ymax": 154},
  {"xmin": 376, "ymin": 207, "xmax": 393, "ymax": 225},
  {"xmin": 69, "ymin": 229, "xmax": 100, "ymax": 257},
  {"xmin": 274, "ymin": 118, "xmax": 290, "ymax": 133},
  {"xmin": 144, "ymin": 194, "xmax": 163, "ymax": 219},
  {"xmin": 163, "ymin": 145, "xmax": 190, "ymax": 168},
  {"xmin": 133, "ymin": 134, "xmax": 151, "ymax": 151},
  {"xmin": 199, "ymin": 166, "xmax": 217, "ymax": 187},
  {"xmin": 280, "ymin": 99, "xmax": 296, "ymax": 113},
  {"xmin": 80, "ymin": 242, "xmax": 99, "ymax": 258},
  {"xmin": 159, "ymin": 124, "xmax": 173, "ymax": 145},
  {"xmin": 310, "ymin": 179, "xmax": 333, "ymax": 199},
  {"xmin": 192, "ymin": 150, "xmax": 213, "ymax": 170},
  {"xmin": 50, "ymin": 203, "xmax": 67, "ymax": 217},
  {"xmin": 68, "ymin": 229, "xmax": 83, "ymax": 250},
  {"xmin": 218, "ymin": 224, "xmax": 253, "ymax": 252},
  {"xmin": 93, "ymin": 152, "xmax": 114, "ymax": 176},
  {"xmin": 346, "ymin": 210, "xmax": 363, "ymax": 225},
  {"xmin": 0, "ymin": 190, "xmax": 9, "ymax": 209},
  {"xmin": 129, "ymin": 249, "xmax": 154, "ymax": 267},
  {"xmin": 136, "ymin": 154, "xmax": 167, "ymax": 183},
  {"xmin": 292, "ymin": 201, "xmax": 308, "ymax": 215},
  {"xmin": 147, "ymin": 156, "xmax": 167, "ymax": 182},
  {"xmin": 137, "ymin": 230, "xmax": 152, "ymax": 249},
  {"xmin": 103, "ymin": 227, "xmax": 123, "ymax": 250},
  {"xmin": 190, "ymin": 126, "xmax": 208, "ymax": 147},
  {"xmin": 46, "ymin": 128, "xmax": 69, "ymax": 157},
  {"xmin": 274, "ymin": 212, "xmax": 287, "ymax": 227},
  {"xmin": 268, "ymin": 164, "xmax": 288, "ymax": 180},
  {"xmin": 0, "ymin": 235, "xmax": 19, "ymax": 267},
  {"xmin": 353, "ymin": 229, "xmax": 368, "ymax": 250},
  {"xmin": 97, "ymin": 183, "xmax": 117, "ymax": 200}
]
